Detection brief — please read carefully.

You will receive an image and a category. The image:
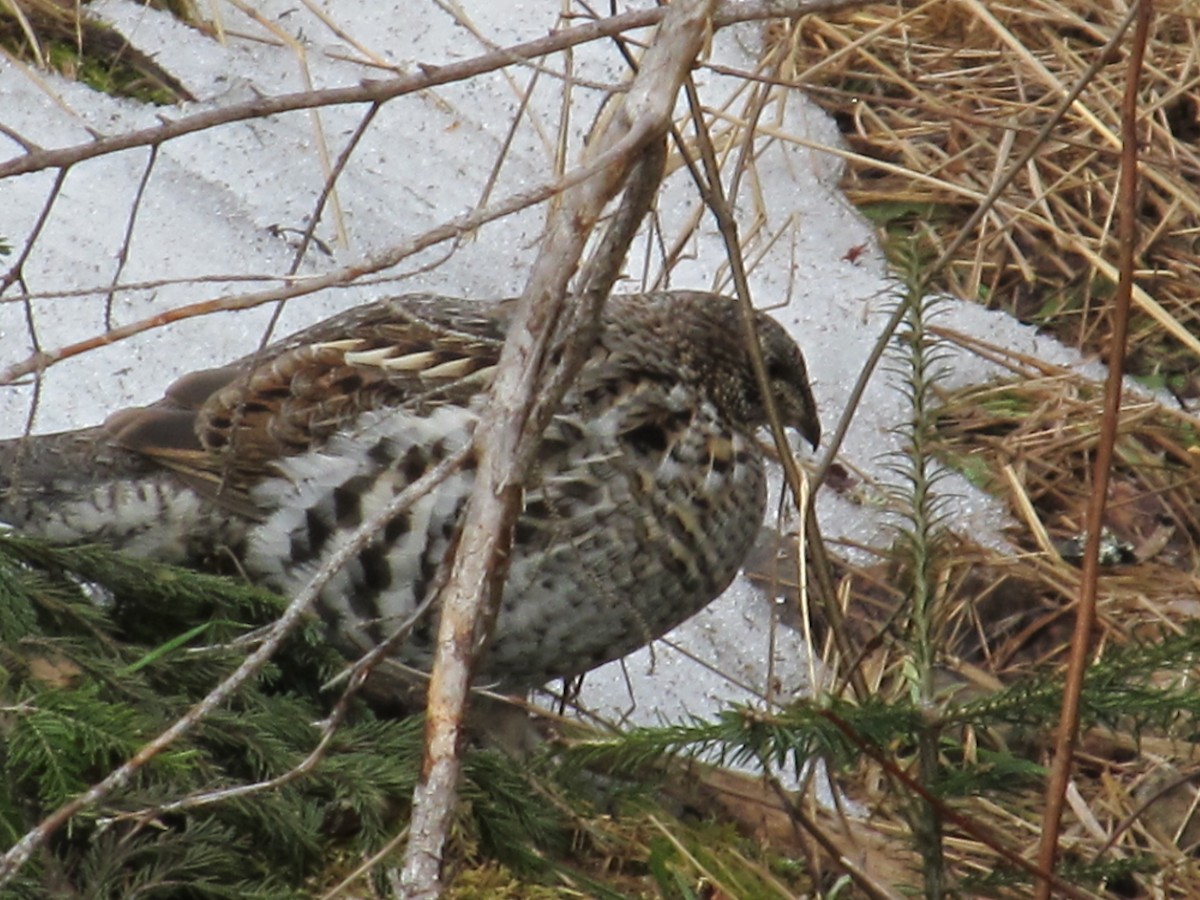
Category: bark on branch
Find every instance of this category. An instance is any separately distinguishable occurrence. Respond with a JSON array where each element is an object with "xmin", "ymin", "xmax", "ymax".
[{"xmin": 396, "ymin": 1, "xmax": 716, "ymax": 895}]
